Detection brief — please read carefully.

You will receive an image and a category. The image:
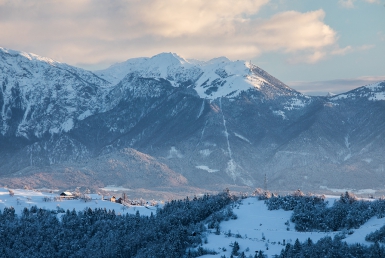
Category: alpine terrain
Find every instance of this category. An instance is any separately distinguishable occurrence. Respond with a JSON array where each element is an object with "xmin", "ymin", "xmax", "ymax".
[{"xmin": 1, "ymin": 47, "xmax": 385, "ymax": 196}]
